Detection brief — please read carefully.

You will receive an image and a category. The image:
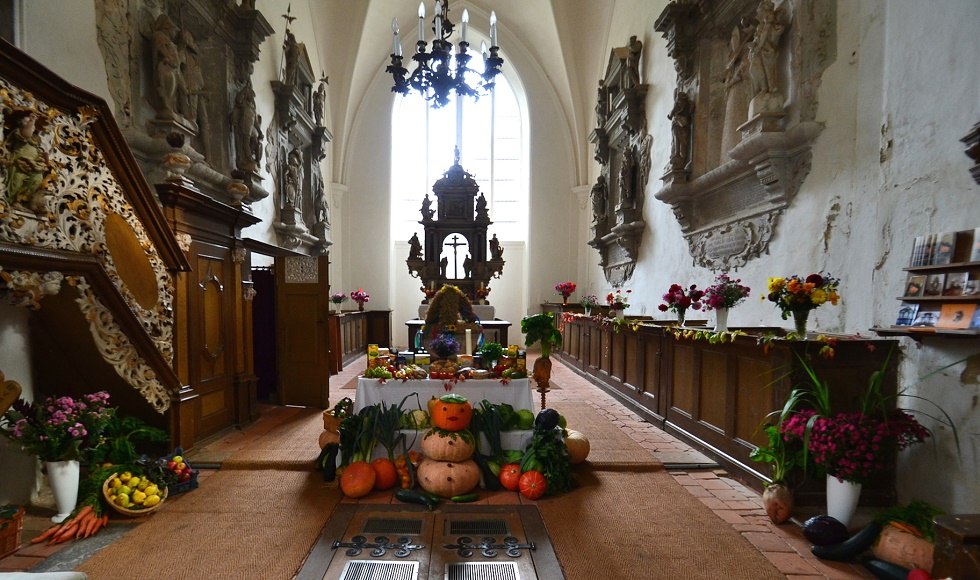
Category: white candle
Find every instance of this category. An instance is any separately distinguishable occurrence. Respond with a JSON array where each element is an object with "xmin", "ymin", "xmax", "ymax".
[
  {"xmin": 418, "ymin": 2, "xmax": 425, "ymax": 43},
  {"xmin": 391, "ymin": 19, "xmax": 401, "ymax": 56},
  {"xmin": 461, "ymin": 9, "xmax": 469, "ymax": 43},
  {"xmin": 490, "ymin": 11, "xmax": 497, "ymax": 47},
  {"xmin": 465, "ymin": 329, "xmax": 472, "ymax": 354},
  {"xmin": 435, "ymin": 1, "xmax": 442, "ymax": 38}
]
